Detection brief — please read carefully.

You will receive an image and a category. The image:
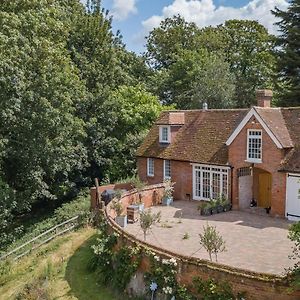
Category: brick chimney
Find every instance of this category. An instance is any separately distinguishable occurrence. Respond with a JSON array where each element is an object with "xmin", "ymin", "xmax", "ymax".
[{"xmin": 256, "ymin": 89, "xmax": 273, "ymax": 108}]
